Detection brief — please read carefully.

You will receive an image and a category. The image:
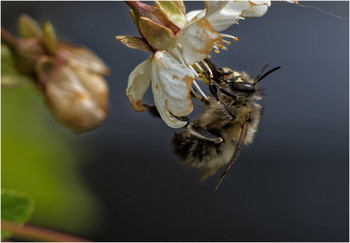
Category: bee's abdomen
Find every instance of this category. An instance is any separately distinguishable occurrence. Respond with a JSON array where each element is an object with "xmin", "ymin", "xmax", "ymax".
[{"xmin": 172, "ymin": 131, "xmax": 224, "ymax": 168}]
